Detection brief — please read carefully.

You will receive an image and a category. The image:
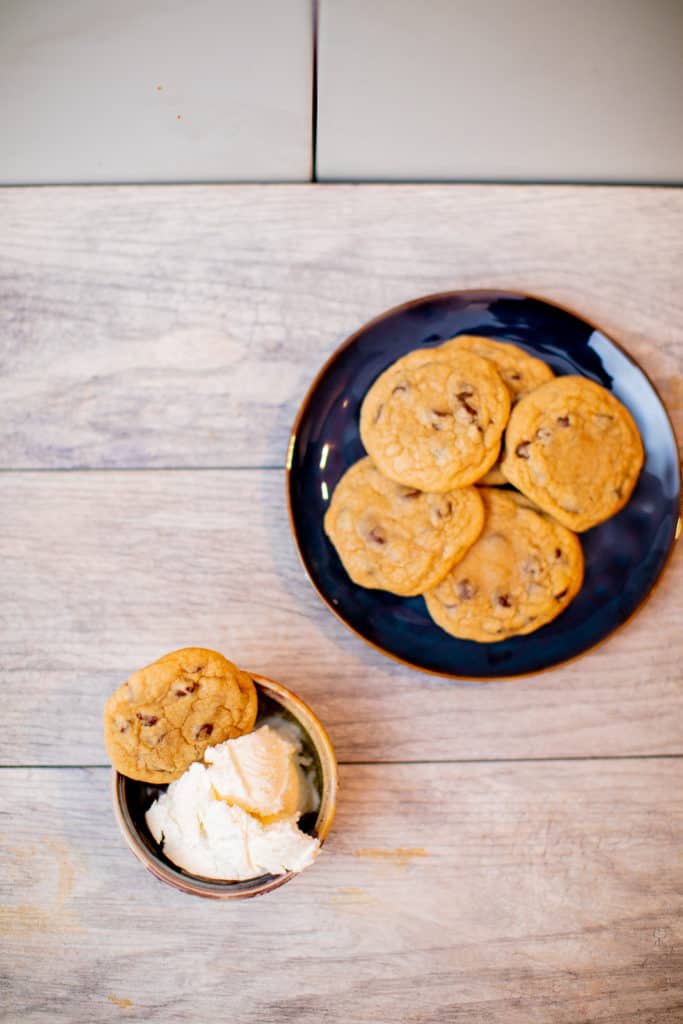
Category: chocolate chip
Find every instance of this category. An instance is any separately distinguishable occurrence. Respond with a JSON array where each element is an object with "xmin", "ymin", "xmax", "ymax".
[
  {"xmin": 515, "ymin": 441, "xmax": 531, "ymax": 458},
  {"xmin": 430, "ymin": 408, "xmax": 450, "ymax": 431},
  {"xmin": 555, "ymin": 588, "xmax": 569, "ymax": 601},
  {"xmin": 136, "ymin": 713, "xmax": 159, "ymax": 727},
  {"xmin": 196, "ymin": 723, "xmax": 214, "ymax": 739},
  {"xmin": 401, "ymin": 489, "xmax": 421, "ymax": 499},
  {"xmin": 554, "ymin": 548, "xmax": 562, "ymax": 559},
  {"xmin": 456, "ymin": 391, "xmax": 478, "ymax": 419},
  {"xmin": 118, "ymin": 721, "xmax": 130, "ymax": 734},
  {"xmin": 508, "ymin": 371, "xmax": 521, "ymax": 382},
  {"xmin": 557, "ymin": 415, "xmax": 570, "ymax": 427},
  {"xmin": 535, "ymin": 427, "xmax": 552, "ymax": 442},
  {"xmin": 368, "ymin": 527, "xmax": 386, "ymax": 546},
  {"xmin": 456, "ymin": 579, "xmax": 475, "ymax": 600},
  {"xmin": 496, "ymin": 594, "xmax": 512, "ymax": 608},
  {"xmin": 436, "ymin": 501, "xmax": 453, "ymax": 520},
  {"xmin": 174, "ymin": 681, "xmax": 198, "ymax": 697}
]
